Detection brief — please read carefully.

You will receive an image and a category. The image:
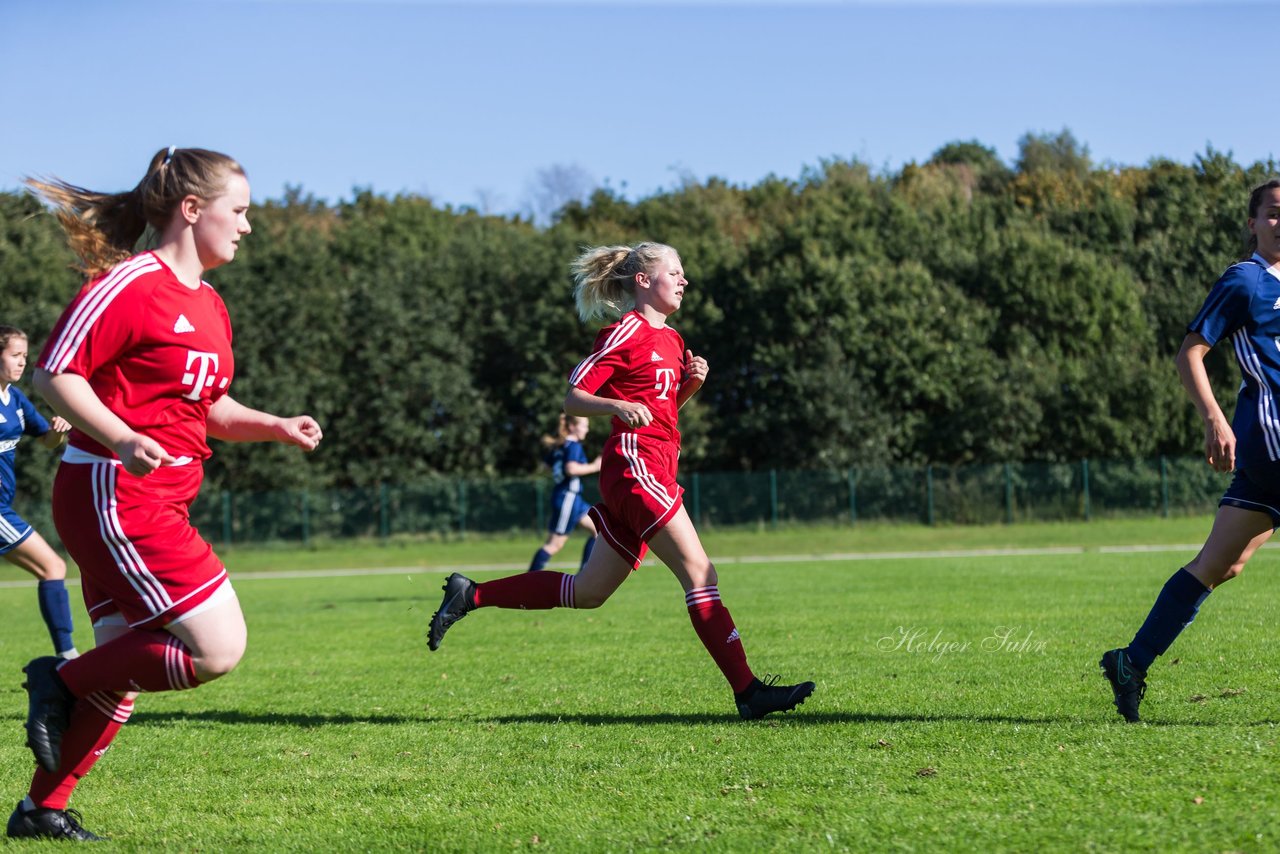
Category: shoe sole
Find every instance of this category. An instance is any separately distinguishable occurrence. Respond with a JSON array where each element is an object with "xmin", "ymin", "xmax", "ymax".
[
  {"xmin": 428, "ymin": 577, "xmax": 470, "ymax": 652},
  {"xmin": 740, "ymin": 682, "xmax": 815, "ymax": 720}
]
